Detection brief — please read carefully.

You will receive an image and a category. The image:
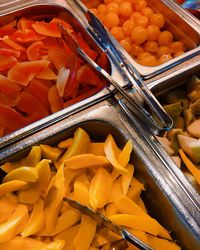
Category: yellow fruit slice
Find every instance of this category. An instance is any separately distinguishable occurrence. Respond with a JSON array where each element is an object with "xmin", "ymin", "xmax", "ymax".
[
  {"xmin": 73, "ymin": 215, "xmax": 97, "ymax": 250},
  {"xmin": 0, "ymin": 204, "xmax": 29, "ymax": 243},
  {"xmin": 118, "ymin": 139, "xmax": 133, "ymax": 168},
  {"xmin": 1, "ymin": 146, "xmax": 41, "ymax": 173},
  {"xmin": 88, "ymin": 143, "xmax": 105, "ymax": 156},
  {"xmin": 0, "ymin": 194, "xmax": 18, "ymax": 223},
  {"xmin": 58, "ymin": 137, "xmax": 73, "ymax": 149},
  {"xmin": 104, "ymin": 134, "xmax": 128, "ymax": 174},
  {"xmin": 40, "ymin": 144, "xmax": 63, "ymax": 162},
  {"xmin": 59, "ymin": 128, "xmax": 91, "ymax": 163},
  {"xmin": 21, "ymin": 199, "xmax": 44, "ymax": 237},
  {"xmin": 3, "ymin": 166, "xmax": 38, "ymax": 183},
  {"xmin": 18, "ymin": 159, "xmax": 51, "ymax": 204},
  {"xmin": 89, "ymin": 168, "xmax": 112, "ymax": 210},
  {"xmin": 147, "ymin": 234, "xmax": 181, "ymax": 250},
  {"xmin": 64, "ymin": 154, "xmax": 110, "ymax": 169},
  {"xmin": 0, "ymin": 180, "xmax": 27, "ymax": 197}
]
